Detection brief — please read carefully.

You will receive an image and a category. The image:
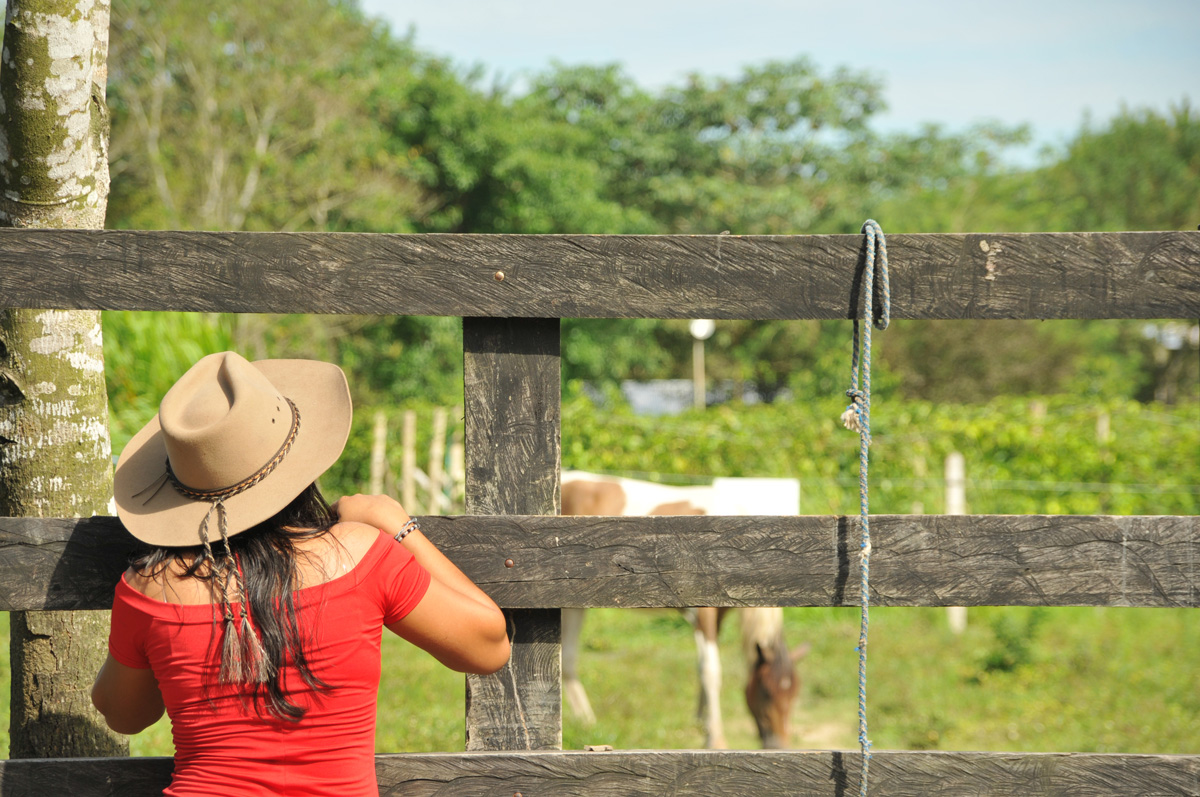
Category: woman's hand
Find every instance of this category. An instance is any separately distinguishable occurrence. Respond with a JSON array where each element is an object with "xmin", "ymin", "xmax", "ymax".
[{"xmin": 331, "ymin": 493, "xmax": 410, "ymax": 535}]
